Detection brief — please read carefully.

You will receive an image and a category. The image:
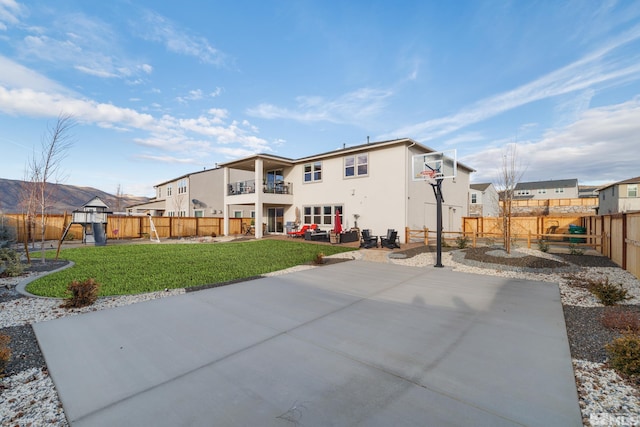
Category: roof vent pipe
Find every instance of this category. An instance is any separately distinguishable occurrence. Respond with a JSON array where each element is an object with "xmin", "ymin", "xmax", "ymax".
[{"xmin": 367, "ymin": 136, "xmax": 370, "ymax": 144}]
